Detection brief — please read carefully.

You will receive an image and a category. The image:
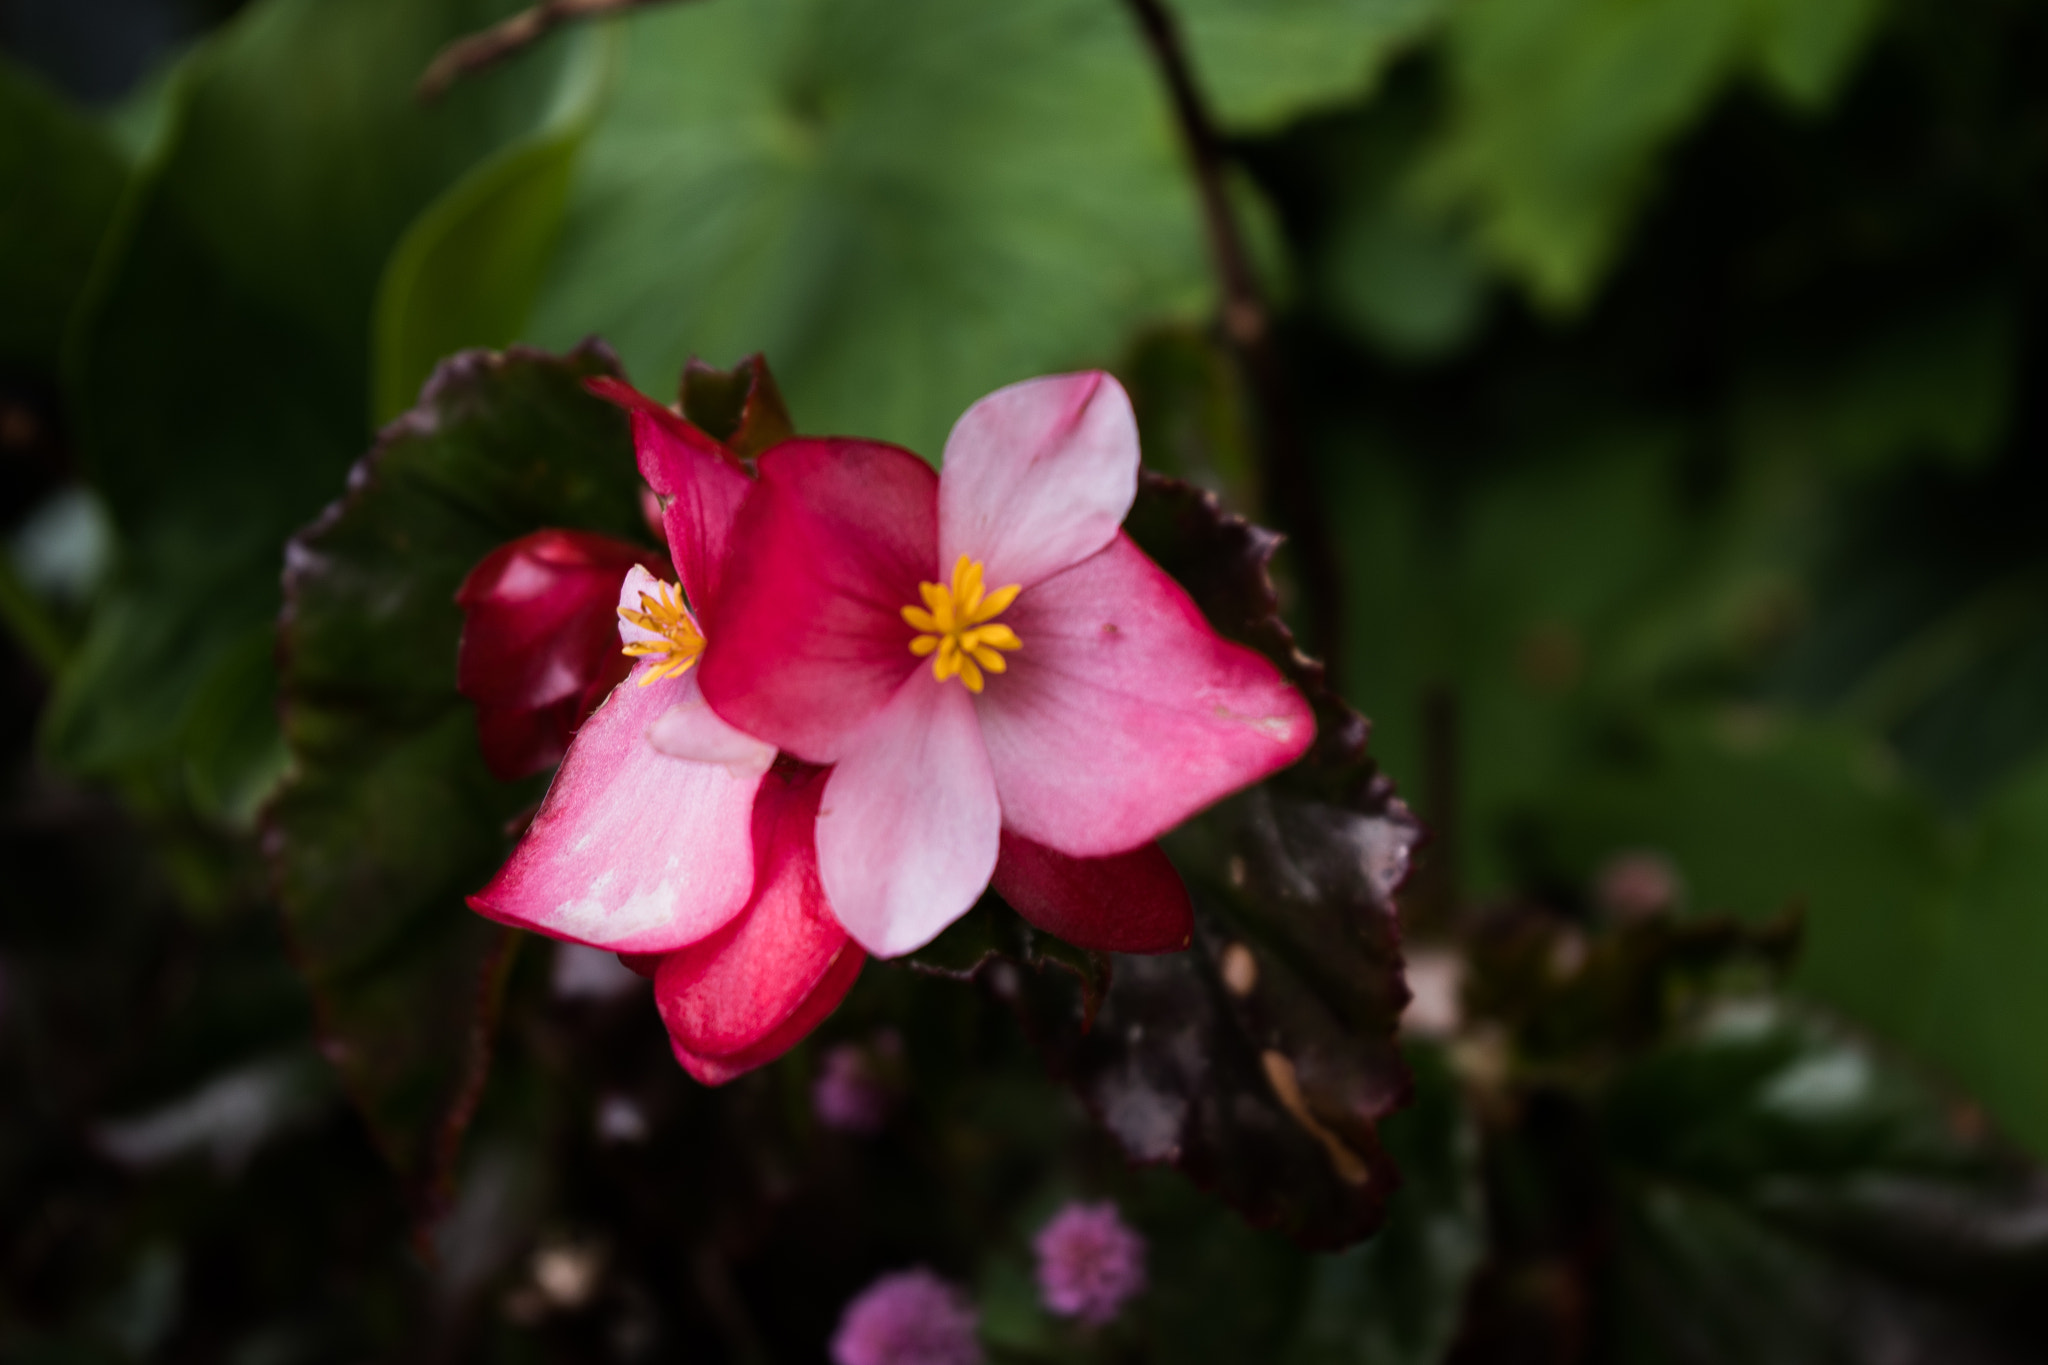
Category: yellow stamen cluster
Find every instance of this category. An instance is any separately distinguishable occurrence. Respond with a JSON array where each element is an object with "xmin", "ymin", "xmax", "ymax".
[
  {"xmin": 903, "ymin": 554, "xmax": 1022, "ymax": 693},
  {"xmin": 618, "ymin": 579, "xmax": 705, "ymax": 685}
]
